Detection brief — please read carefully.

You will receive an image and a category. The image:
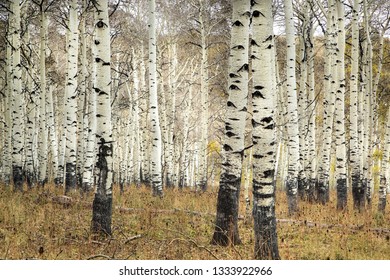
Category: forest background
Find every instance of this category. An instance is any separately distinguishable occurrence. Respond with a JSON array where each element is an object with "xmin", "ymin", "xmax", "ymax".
[{"xmin": 0, "ymin": 0, "xmax": 390, "ymax": 260}]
